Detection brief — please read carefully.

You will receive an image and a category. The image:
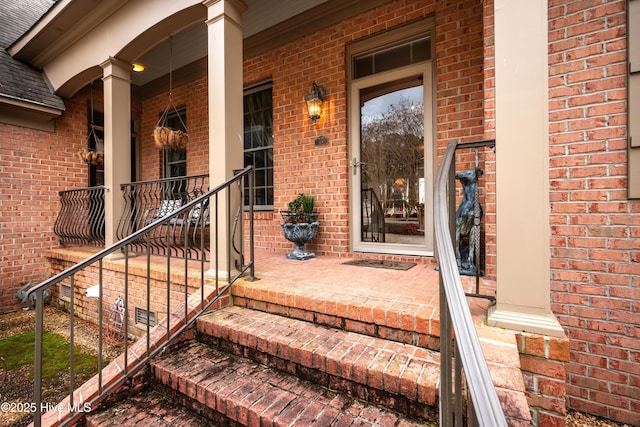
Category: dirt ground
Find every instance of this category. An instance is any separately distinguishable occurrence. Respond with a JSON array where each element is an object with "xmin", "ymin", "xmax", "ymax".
[
  {"xmin": 0, "ymin": 305, "xmax": 122, "ymax": 427},
  {"xmin": 0, "ymin": 306, "xmax": 633, "ymax": 427}
]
